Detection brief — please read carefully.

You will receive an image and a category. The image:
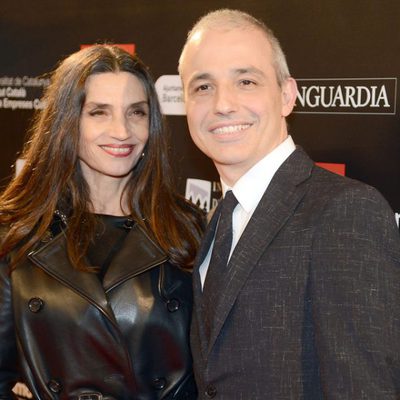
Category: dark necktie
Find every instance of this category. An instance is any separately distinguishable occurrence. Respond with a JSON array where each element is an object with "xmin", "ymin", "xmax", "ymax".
[{"xmin": 202, "ymin": 190, "xmax": 238, "ymax": 338}]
